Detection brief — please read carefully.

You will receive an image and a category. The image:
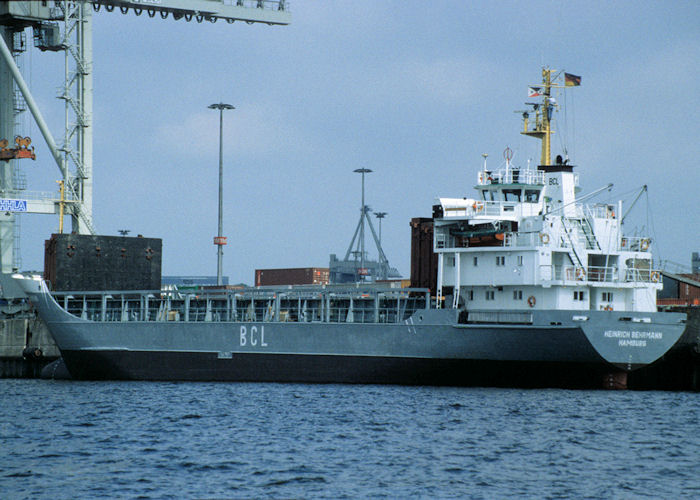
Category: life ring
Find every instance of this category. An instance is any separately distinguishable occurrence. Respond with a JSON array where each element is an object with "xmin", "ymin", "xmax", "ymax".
[
  {"xmin": 575, "ymin": 267, "xmax": 586, "ymax": 281},
  {"xmin": 604, "ymin": 305, "xmax": 613, "ymax": 311},
  {"xmin": 640, "ymin": 239, "xmax": 650, "ymax": 251},
  {"xmin": 621, "ymin": 238, "xmax": 627, "ymax": 248},
  {"xmin": 650, "ymin": 271, "xmax": 660, "ymax": 283},
  {"xmin": 472, "ymin": 202, "xmax": 484, "ymax": 212},
  {"xmin": 527, "ymin": 295, "xmax": 536, "ymax": 308},
  {"xmin": 540, "ymin": 233, "xmax": 550, "ymax": 244},
  {"xmin": 478, "ymin": 172, "xmax": 484, "ymax": 183}
]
